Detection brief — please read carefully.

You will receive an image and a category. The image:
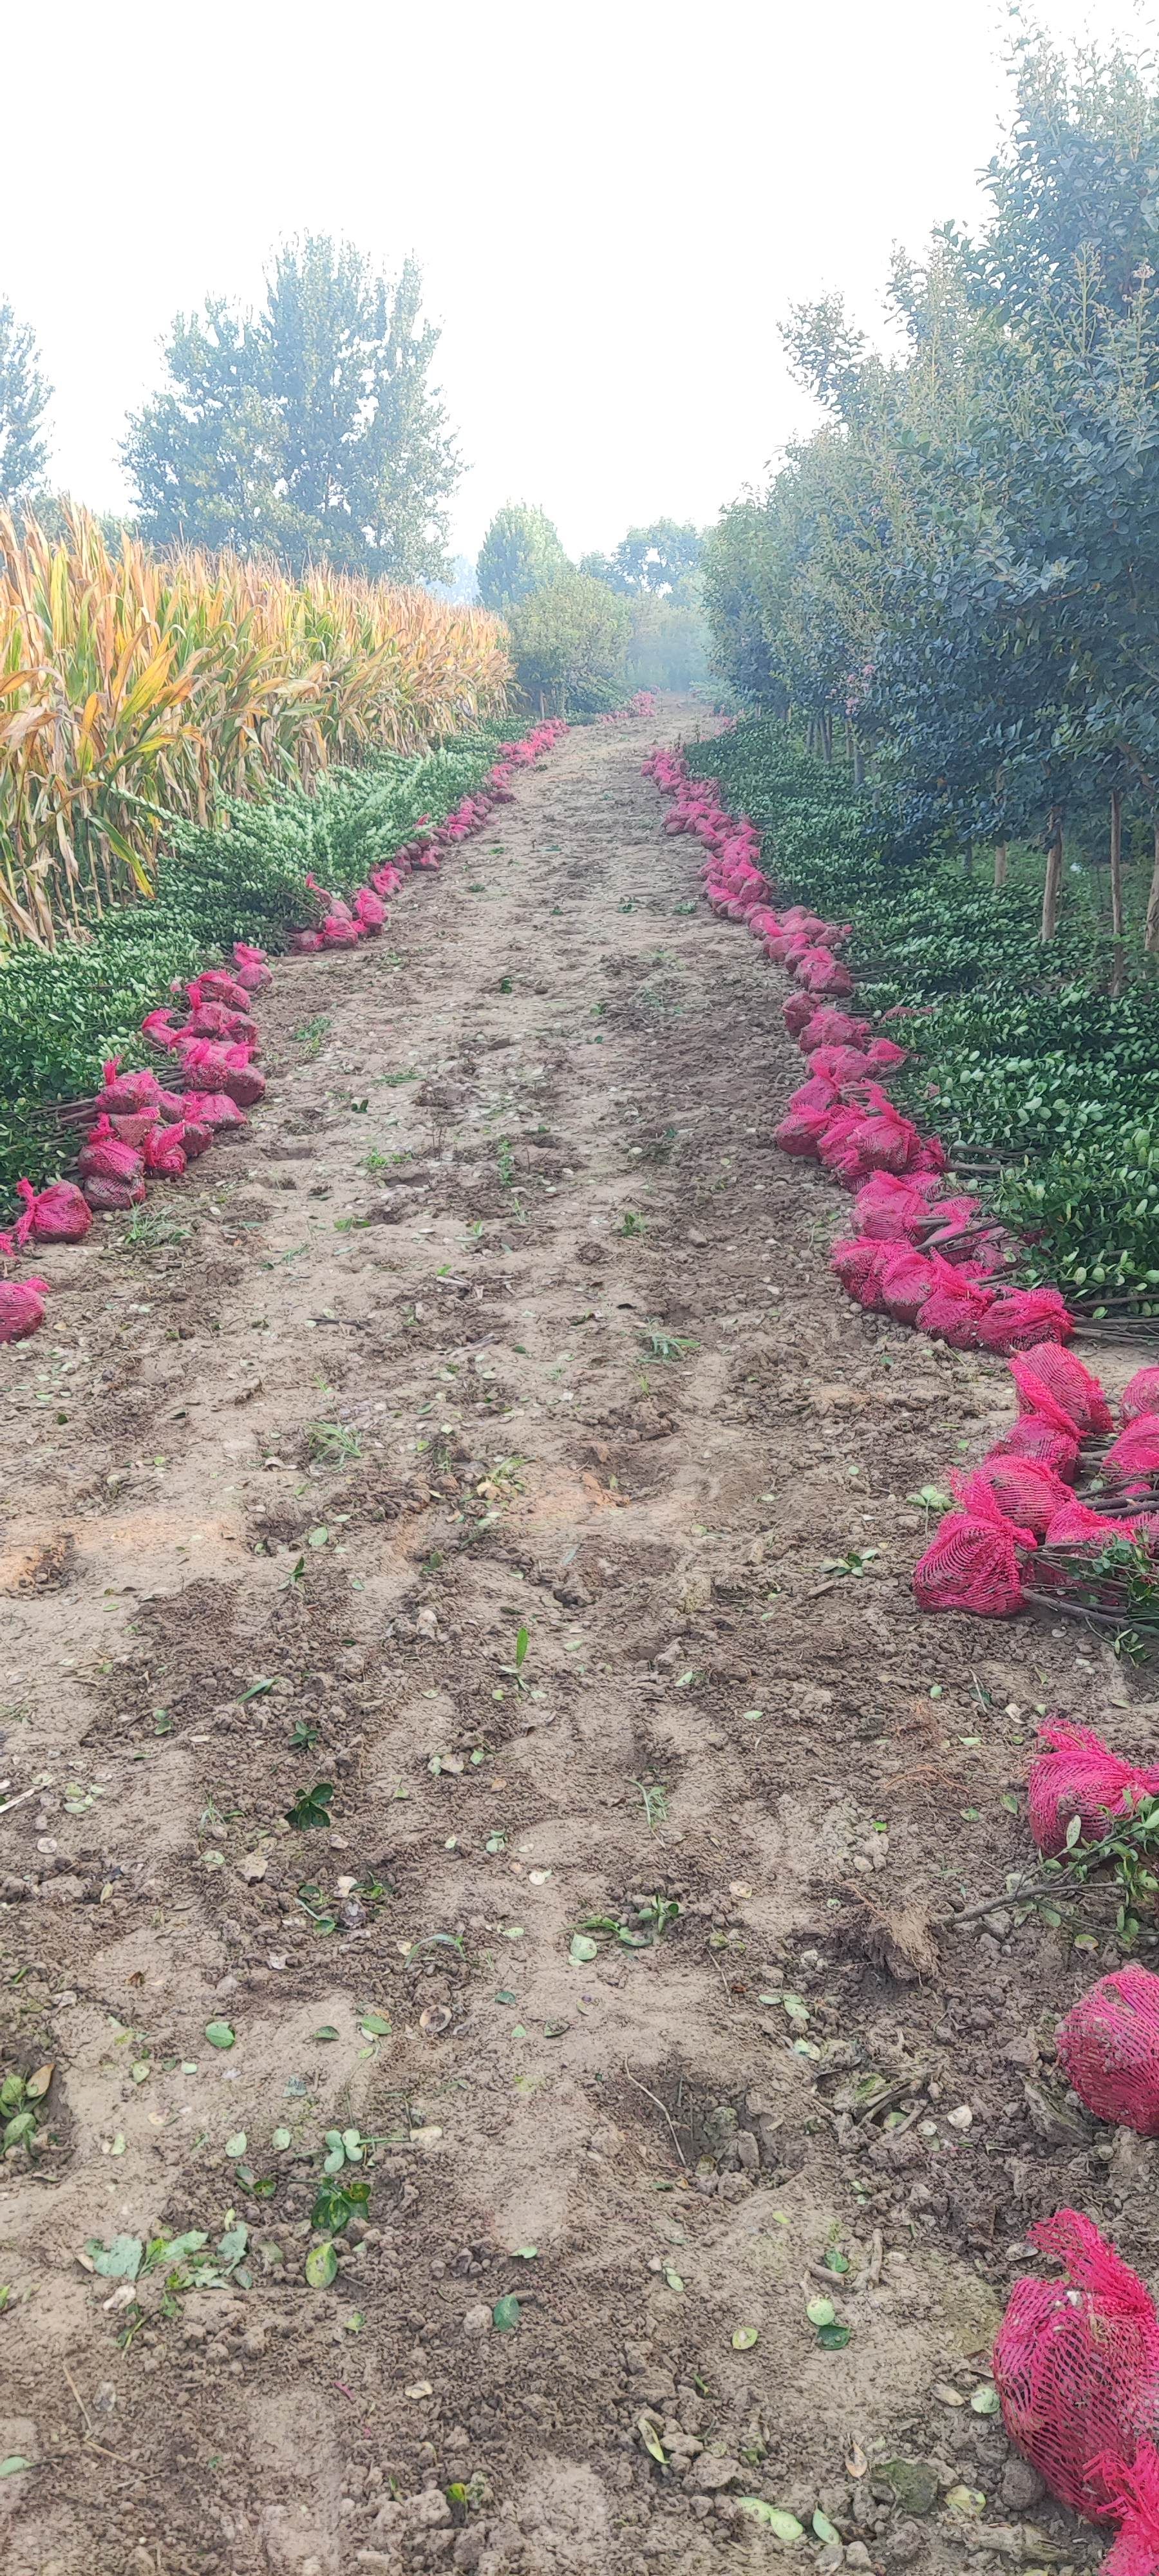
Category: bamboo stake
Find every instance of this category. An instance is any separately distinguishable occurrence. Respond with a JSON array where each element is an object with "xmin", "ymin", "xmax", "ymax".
[{"xmin": 1041, "ymin": 806, "xmax": 1064, "ymax": 942}]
